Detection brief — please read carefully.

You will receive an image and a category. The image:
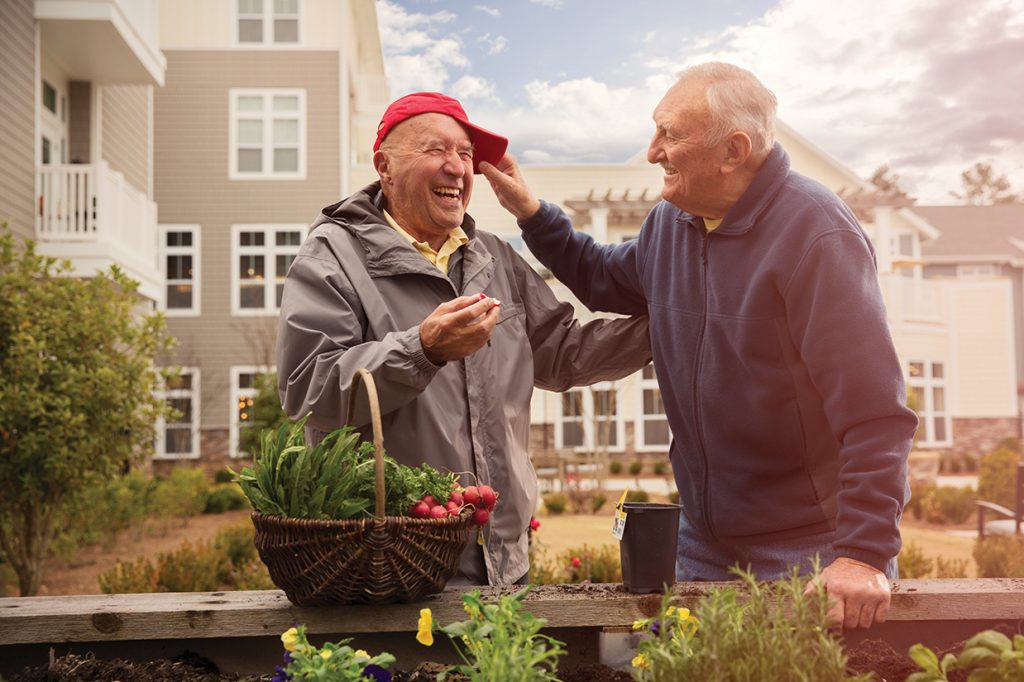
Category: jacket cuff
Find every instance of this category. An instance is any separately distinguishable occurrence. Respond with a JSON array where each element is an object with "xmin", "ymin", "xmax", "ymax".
[
  {"xmin": 834, "ymin": 547, "xmax": 891, "ymax": 574},
  {"xmin": 518, "ymin": 199, "xmax": 559, "ymax": 232},
  {"xmin": 405, "ymin": 326, "xmax": 445, "ymax": 372}
]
